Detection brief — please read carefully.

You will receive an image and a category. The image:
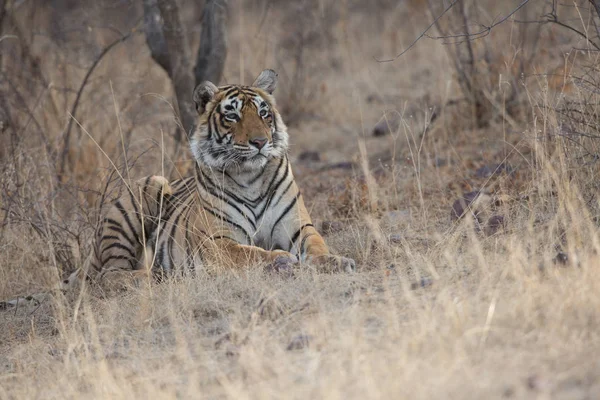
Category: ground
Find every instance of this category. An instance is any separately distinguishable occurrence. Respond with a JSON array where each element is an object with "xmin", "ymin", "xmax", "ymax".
[{"xmin": 1, "ymin": 1, "xmax": 600, "ymax": 399}]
